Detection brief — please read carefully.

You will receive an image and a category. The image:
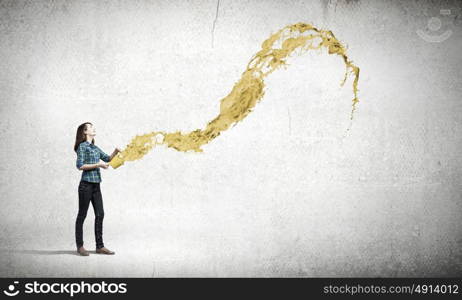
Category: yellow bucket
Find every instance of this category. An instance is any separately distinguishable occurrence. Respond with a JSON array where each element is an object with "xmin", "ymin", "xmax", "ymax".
[{"xmin": 109, "ymin": 154, "xmax": 124, "ymax": 169}]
